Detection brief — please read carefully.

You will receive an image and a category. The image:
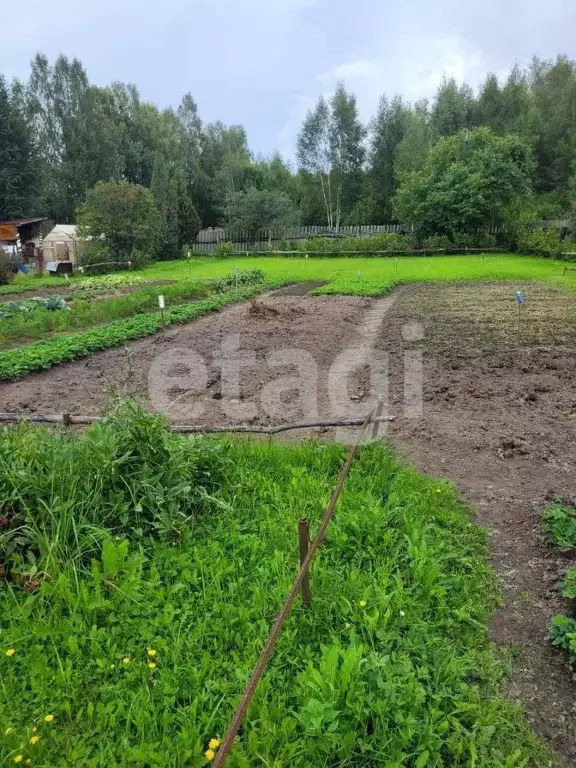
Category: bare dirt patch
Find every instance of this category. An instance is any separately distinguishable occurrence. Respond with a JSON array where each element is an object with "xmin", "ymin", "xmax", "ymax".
[
  {"xmin": 0, "ymin": 294, "xmax": 374, "ymax": 422},
  {"xmin": 382, "ymin": 282, "xmax": 576, "ymax": 765},
  {"xmin": 268, "ymin": 281, "xmax": 328, "ymax": 296}
]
